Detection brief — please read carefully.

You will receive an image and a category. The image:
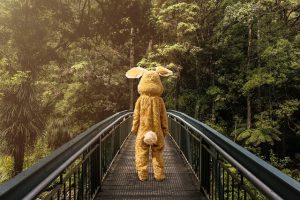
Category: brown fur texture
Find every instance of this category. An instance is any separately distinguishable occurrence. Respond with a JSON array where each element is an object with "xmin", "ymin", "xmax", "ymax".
[{"xmin": 131, "ymin": 71, "xmax": 169, "ymax": 181}]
